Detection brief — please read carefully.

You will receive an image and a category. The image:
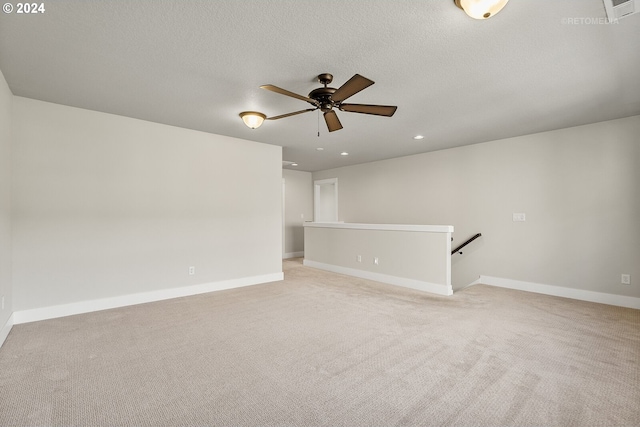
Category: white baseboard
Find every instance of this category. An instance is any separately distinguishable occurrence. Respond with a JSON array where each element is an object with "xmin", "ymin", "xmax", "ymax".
[
  {"xmin": 304, "ymin": 259, "xmax": 452, "ymax": 296},
  {"xmin": 1, "ymin": 313, "xmax": 14, "ymax": 349},
  {"xmin": 13, "ymin": 272, "xmax": 284, "ymax": 325},
  {"xmin": 477, "ymin": 275, "xmax": 640, "ymax": 309},
  {"xmin": 283, "ymin": 251, "xmax": 304, "ymax": 259}
]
